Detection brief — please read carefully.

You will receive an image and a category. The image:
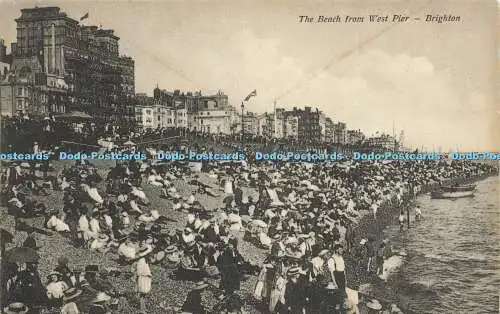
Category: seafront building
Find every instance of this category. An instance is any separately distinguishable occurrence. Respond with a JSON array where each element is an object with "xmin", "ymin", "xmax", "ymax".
[
  {"xmin": 0, "ymin": 5, "xmax": 397, "ymax": 150},
  {"xmin": 0, "ymin": 6, "xmax": 135, "ymax": 124}
]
